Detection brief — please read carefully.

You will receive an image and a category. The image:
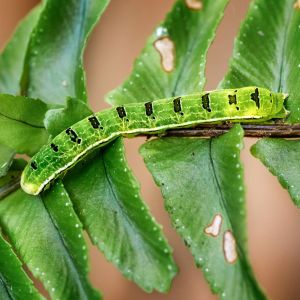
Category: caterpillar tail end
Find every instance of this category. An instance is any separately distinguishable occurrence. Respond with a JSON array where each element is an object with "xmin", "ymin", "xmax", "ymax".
[{"xmin": 20, "ymin": 172, "xmax": 40, "ymax": 196}]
